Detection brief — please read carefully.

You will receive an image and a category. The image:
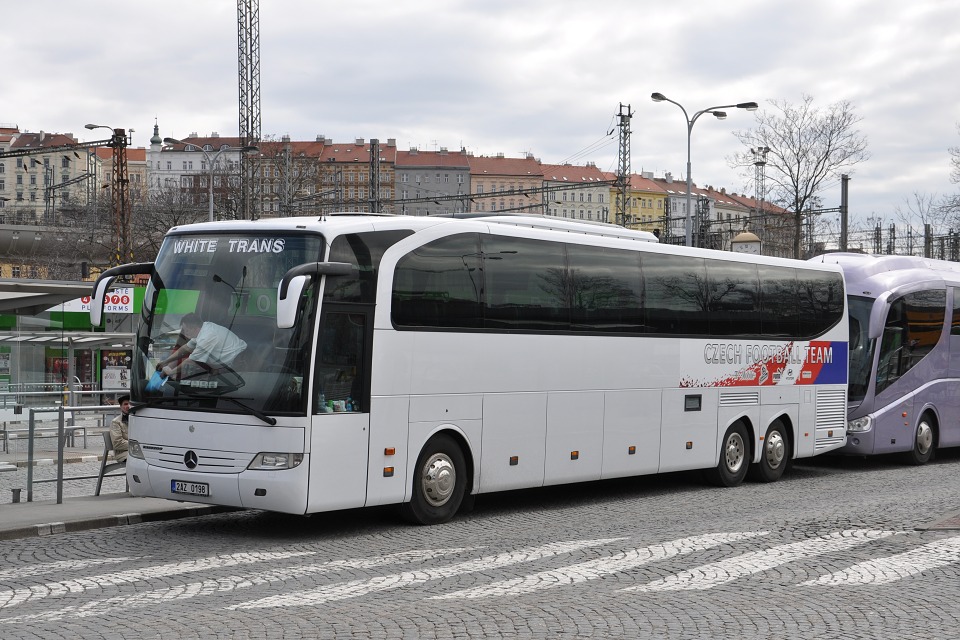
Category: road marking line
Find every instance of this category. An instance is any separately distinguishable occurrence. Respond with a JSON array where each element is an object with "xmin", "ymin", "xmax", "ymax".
[
  {"xmin": 0, "ymin": 548, "xmax": 473, "ymax": 625},
  {"xmin": 432, "ymin": 531, "xmax": 768, "ymax": 599},
  {"xmin": 0, "ymin": 557, "xmax": 132, "ymax": 582},
  {"xmin": 229, "ymin": 538, "xmax": 625, "ymax": 609},
  {"xmin": 0, "ymin": 551, "xmax": 314, "ymax": 610},
  {"xmin": 626, "ymin": 530, "xmax": 896, "ymax": 592},
  {"xmin": 801, "ymin": 535, "xmax": 960, "ymax": 585}
]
